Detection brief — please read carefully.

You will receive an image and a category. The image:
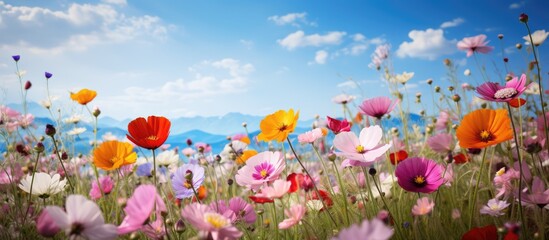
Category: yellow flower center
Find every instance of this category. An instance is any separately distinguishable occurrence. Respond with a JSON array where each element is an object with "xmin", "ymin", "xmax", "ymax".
[
  {"xmin": 183, "ymin": 182, "xmax": 192, "ymax": 189},
  {"xmin": 414, "ymin": 175, "xmax": 426, "ymax": 185},
  {"xmin": 496, "ymin": 167, "xmax": 506, "ymax": 176},
  {"xmin": 204, "ymin": 213, "xmax": 229, "ymax": 229},
  {"xmin": 356, "ymin": 145, "xmax": 366, "ymax": 154},
  {"xmin": 147, "ymin": 135, "xmax": 159, "ymax": 141},
  {"xmin": 479, "ymin": 130, "xmax": 493, "ymax": 142},
  {"xmin": 260, "ymin": 169, "xmax": 268, "ymax": 178}
]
